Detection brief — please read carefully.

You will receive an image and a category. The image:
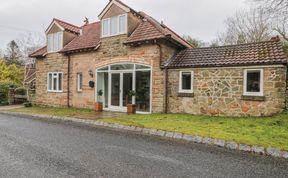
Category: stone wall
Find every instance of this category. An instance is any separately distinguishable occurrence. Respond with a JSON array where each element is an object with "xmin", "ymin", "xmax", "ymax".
[
  {"xmin": 68, "ymin": 36, "xmax": 177, "ymax": 112},
  {"xmin": 167, "ymin": 66, "xmax": 287, "ymax": 116},
  {"xmin": 35, "ymin": 31, "xmax": 177, "ymax": 112},
  {"xmin": 35, "ymin": 53, "xmax": 68, "ymax": 107}
]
